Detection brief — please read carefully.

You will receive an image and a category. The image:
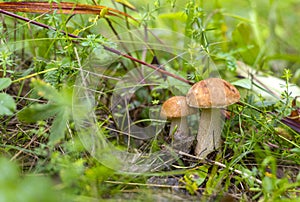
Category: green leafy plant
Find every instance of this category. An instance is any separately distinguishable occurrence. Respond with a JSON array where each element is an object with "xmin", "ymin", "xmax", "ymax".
[
  {"xmin": 0, "ymin": 78, "xmax": 16, "ymax": 116},
  {"xmin": 17, "ymin": 78, "xmax": 73, "ymax": 145},
  {"xmin": 0, "ymin": 50, "xmax": 14, "ymax": 77},
  {"xmin": 181, "ymin": 165, "xmax": 209, "ymax": 195},
  {"xmin": 260, "ymin": 156, "xmax": 300, "ymax": 202}
]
